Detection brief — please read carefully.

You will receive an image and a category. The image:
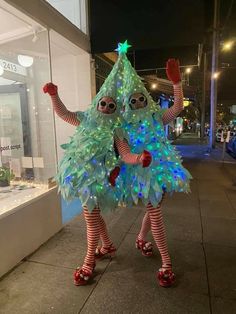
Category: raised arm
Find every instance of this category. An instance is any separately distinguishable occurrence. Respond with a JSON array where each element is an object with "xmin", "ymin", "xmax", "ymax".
[
  {"xmin": 115, "ymin": 136, "xmax": 152, "ymax": 166},
  {"xmin": 162, "ymin": 59, "xmax": 184, "ymax": 125},
  {"xmin": 43, "ymin": 83, "xmax": 80, "ymax": 126}
]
